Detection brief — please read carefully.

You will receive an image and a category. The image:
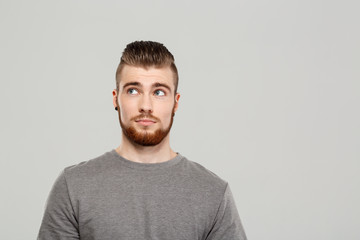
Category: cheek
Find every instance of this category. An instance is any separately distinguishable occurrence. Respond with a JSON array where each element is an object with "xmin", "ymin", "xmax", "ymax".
[
  {"xmin": 119, "ymin": 99, "xmax": 137, "ymax": 121},
  {"xmin": 158, "ymin": 104, "xmax": 175, "ymax": 124}
]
